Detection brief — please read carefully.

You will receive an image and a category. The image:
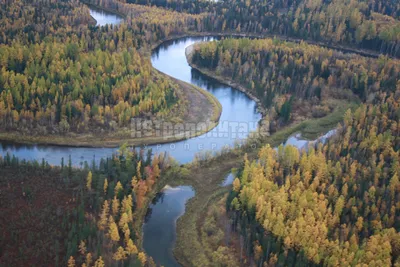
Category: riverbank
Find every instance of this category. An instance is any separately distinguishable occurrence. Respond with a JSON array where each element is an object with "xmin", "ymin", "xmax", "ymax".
[
  {"xmin": 0, "ymin": 76, "xmax": 221, "ymax": 148},
  {"xmin": 185, "ymin": 44, "xmax": 267, "ymax": 117},
  {"xmin": 167, "ymin": 69, "xmax": 358, "ymax": 265},
  {"xmin": 171, "ymin": 110, "xmax": 351, "ymax": 266},
  {"xmin": 134, "ymin": 98, "xmax": 355, "ymax": 266},
  {"xmin": 136, "ymin": 35, "xmax": 357, "ymax": 267},
  {"xmin": 191, "ymin": 31, "xmax": 384, "ymax": 59},
  {"xmin": 185, "ymin": 43, "xmax": 357, "ymax": 141}
]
